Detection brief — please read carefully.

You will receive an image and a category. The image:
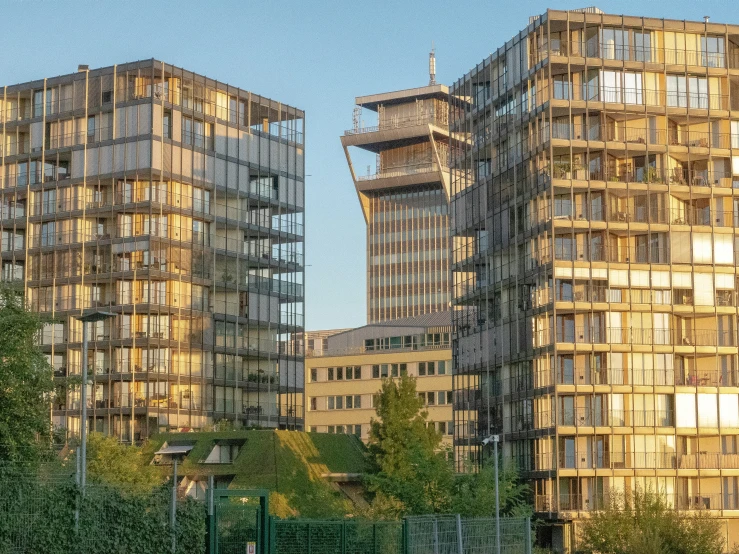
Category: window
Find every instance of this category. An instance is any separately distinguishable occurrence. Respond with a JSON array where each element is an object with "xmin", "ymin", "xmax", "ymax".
[
  {"xmin": 438, "ymin": 361, "xmax": 447, "ymax": 375},
  {"xmin": 182, "ymin": 117, "xmax": 193, "ymax": 145},
  {"xmin": 354, "ymin": 395, "xmax": 361, "ymax": 408},
  {"xmin": 346, "ymin": 396, "xmax": 353, "ymax": 409},
  {"xmin": 688, "ymin": 76, "xmax": 708, "ymax": 109},
  {"xmin": 310, "ymin": 426, "xmax": 317, "ymax": 433},
  {"xmin": 353, "ymin": 366, "xmax": 361, "ymax": 379},
  {"xmin": 336, "ymin": 367, "xmax": 343, "ymax": 380},
  {"xmin": 335, "ymin": 396, "xmax": 343, "ymax": 409},
  {"xmin": 667, "ymin": 75, "xmax": 687, "ymax": 108},
  {"xmin": 102, "ymin": 90, "xmax": 113, "ymax": 104},
  {"xmin": 353, "ymin": 425, "xmax": 362, "ymax": 436},
  {"xmin": 372, "ymin": 365, "xmax": 380, "ymax": 379},
  {"xmin": 328, "ymin": 368, "xmax": 334, "ymax": 381},
  {"xmin": 327, "ymin": 397, "xmax": 335, "ymax": 410},
  {"xmin": 310, "ymin": 368, "xmax": 317, "ymax": 382},
  {"xmin": 163, "ymin": 110, "xmax": 172, "ymax": 139},
  {"xmin": 310, "ymin": 397, "xmax": 317, "ymax": 411},
  {"xmin": 87, "ymin": 116, "xmax": 95, "ymax": 138}
]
